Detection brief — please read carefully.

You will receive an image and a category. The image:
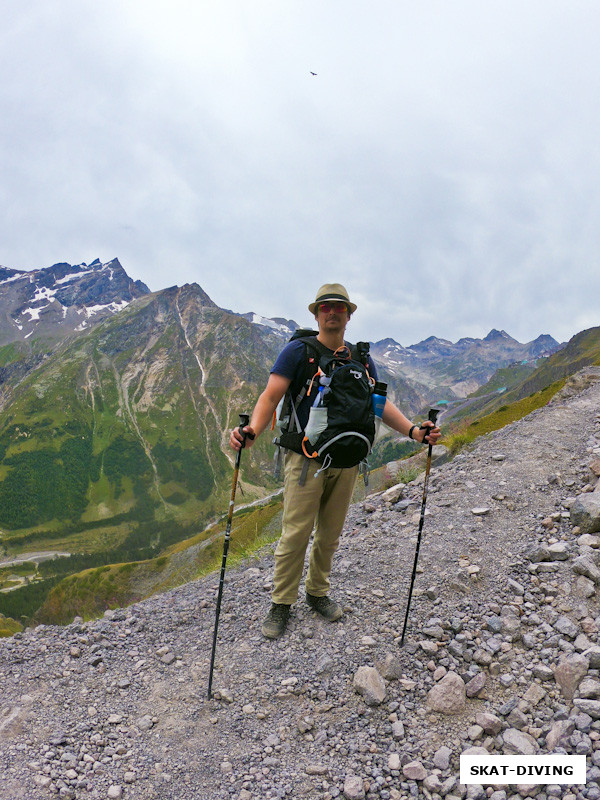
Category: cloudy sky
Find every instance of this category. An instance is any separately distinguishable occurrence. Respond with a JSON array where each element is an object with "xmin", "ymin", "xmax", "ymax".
[{"xmin": 2, "ymin": 1, "xmax": 599, "ymax": 346}]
